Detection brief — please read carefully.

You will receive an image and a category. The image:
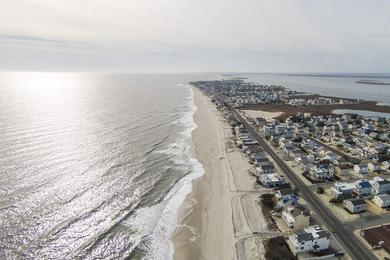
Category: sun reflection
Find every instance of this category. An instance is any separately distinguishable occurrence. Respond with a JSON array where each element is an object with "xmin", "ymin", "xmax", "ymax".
[
  {"xmin": 3, "ymin": 72, "xmax": 84, "ymax": 94},
  {"xmin": 0, "ymin": 72, "xmax": 91, "ymax": 116}
]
